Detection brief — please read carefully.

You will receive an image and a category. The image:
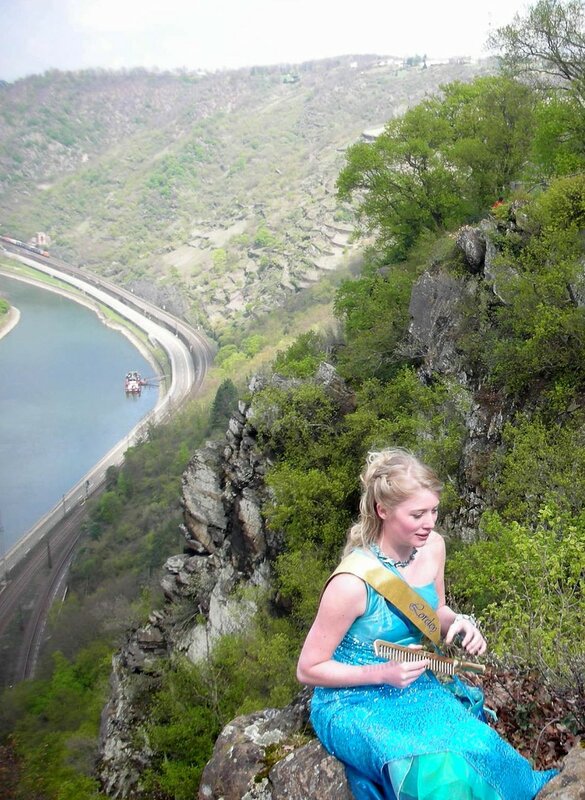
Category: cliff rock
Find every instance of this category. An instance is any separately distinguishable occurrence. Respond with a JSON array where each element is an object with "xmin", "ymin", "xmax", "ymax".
[
  {"xmin": 97, "ymin": 365, "xmax": 355, "ymax": 797},
  {"xmin": 405, "ymin": 227, "xmax": 512, "ymax": 536},
  {"xmin": 536, "ymin": 744, "xmax": 585, "ymax": 799},
  {"xmin": 198, "ymin": 690, "xmax": 352, "ymax": 800},
  {"xmin": 98, "ymin": 383, "xmax": 274, "ymax": 795}
]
